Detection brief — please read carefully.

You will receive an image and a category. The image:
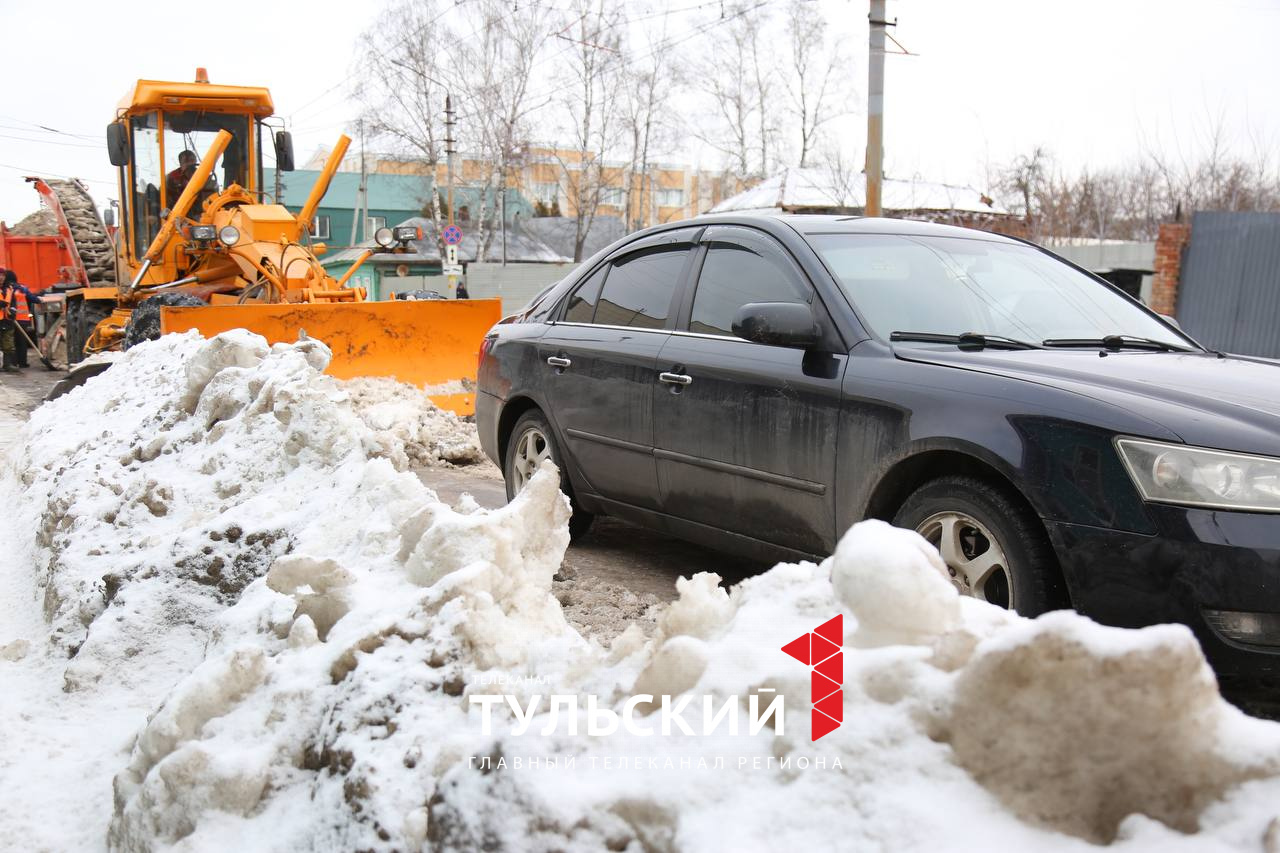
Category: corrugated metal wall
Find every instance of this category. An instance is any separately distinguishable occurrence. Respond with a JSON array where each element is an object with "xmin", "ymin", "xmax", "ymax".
[
  {"xmin": 1178, "ymin": 211, "xmax": 1280, "ymax": 357},
  {"xmin": 466, "ymin": 262, "xmax": 579, "ymax": 316}
]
